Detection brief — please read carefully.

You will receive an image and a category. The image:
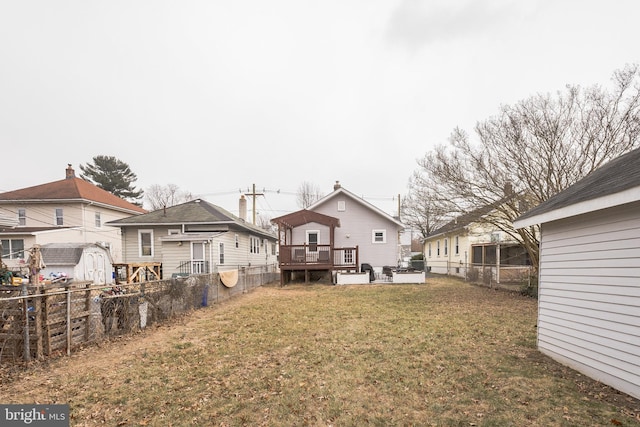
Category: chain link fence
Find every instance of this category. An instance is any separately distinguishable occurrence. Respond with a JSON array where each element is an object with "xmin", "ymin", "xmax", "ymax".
[
  {"xmin": 426, "ymin": 261, "xmax": 537, "ymax": 294},
  {"xmin": 0, "ymin": 265, "xmax": 278, "ymax": 364}
]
